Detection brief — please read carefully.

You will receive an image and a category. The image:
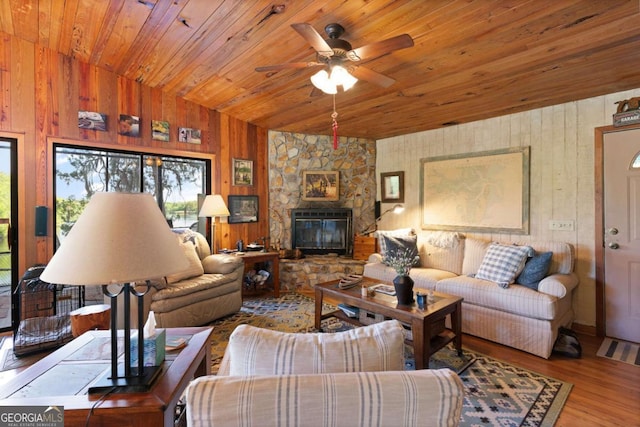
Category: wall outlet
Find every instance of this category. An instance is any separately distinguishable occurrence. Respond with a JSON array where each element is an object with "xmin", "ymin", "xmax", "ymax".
[{"xmin": 549, "ymin": 220, "xmax": 575, "ymax": 231}]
